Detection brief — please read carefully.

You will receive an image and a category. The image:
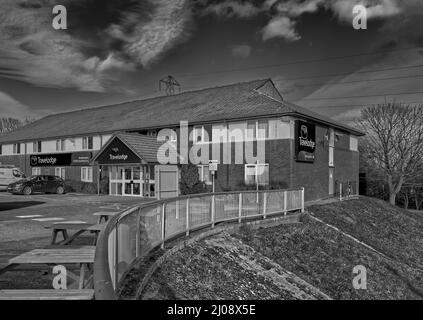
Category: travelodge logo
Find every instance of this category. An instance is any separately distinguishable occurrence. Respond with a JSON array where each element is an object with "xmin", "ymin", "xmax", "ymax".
[
  {"xmin": 301, "ymin": 125, "xmax": 308, "ymax": 139},
  {"xmin": 30, "ymin": 155, "xmax": 38, "ymax": 166},
  {"xmin": 109, "ymin": 146, "xmax": 128, "ymax": 161},
  {"xmin": 299, "ymin": 125, "xmax": 315, "ymax": 149}
]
